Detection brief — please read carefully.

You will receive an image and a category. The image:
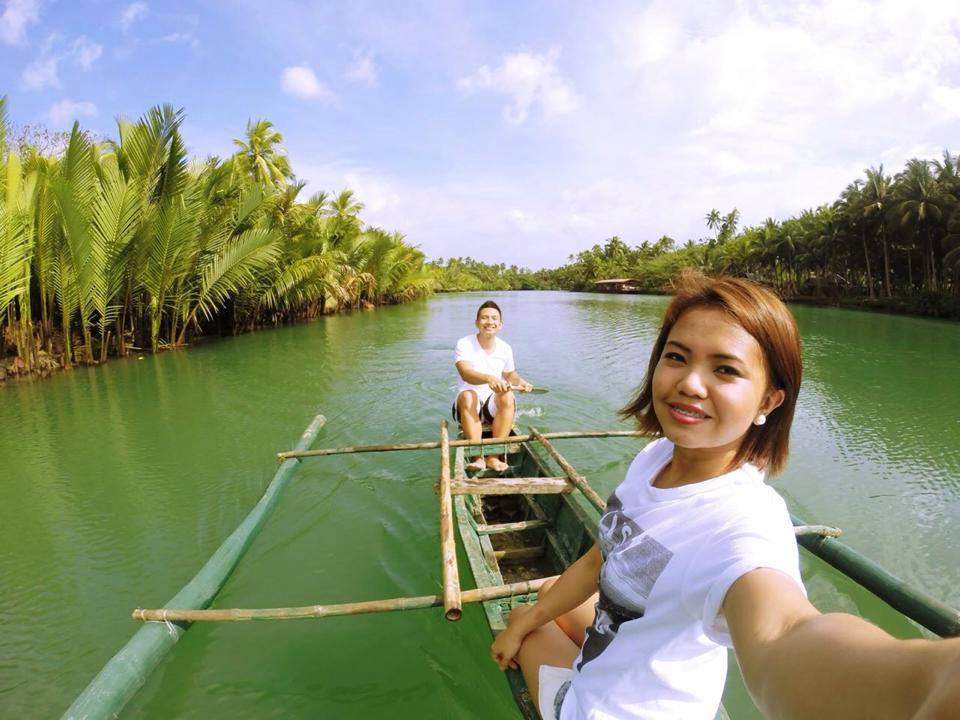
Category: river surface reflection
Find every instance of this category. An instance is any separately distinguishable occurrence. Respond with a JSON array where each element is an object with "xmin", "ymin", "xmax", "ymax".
[{"xmin": 1, "ymin": 291, "xmax": 957, "ymax": 719}]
